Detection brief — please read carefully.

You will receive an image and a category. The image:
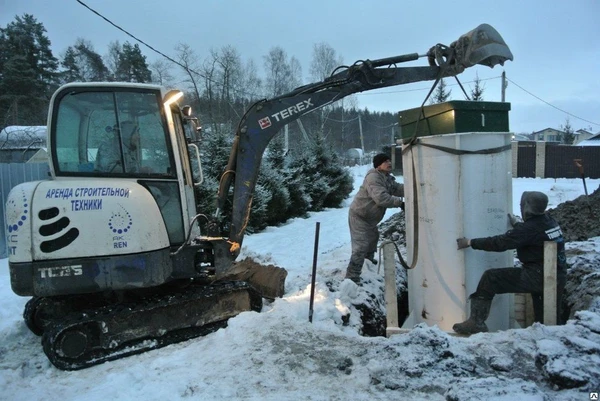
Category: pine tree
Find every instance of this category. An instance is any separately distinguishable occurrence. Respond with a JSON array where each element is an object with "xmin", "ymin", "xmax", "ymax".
[
  {"xmin": 60, "ymin": 39, "xmax": 109, "ymax": 83},
  {"xmin": 0, "ymin": 14, "xmax": 59, "ymax": 126},
  {"xmin": 115, "ymin": 42, "xmax": 152, "ymax": 83}
]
